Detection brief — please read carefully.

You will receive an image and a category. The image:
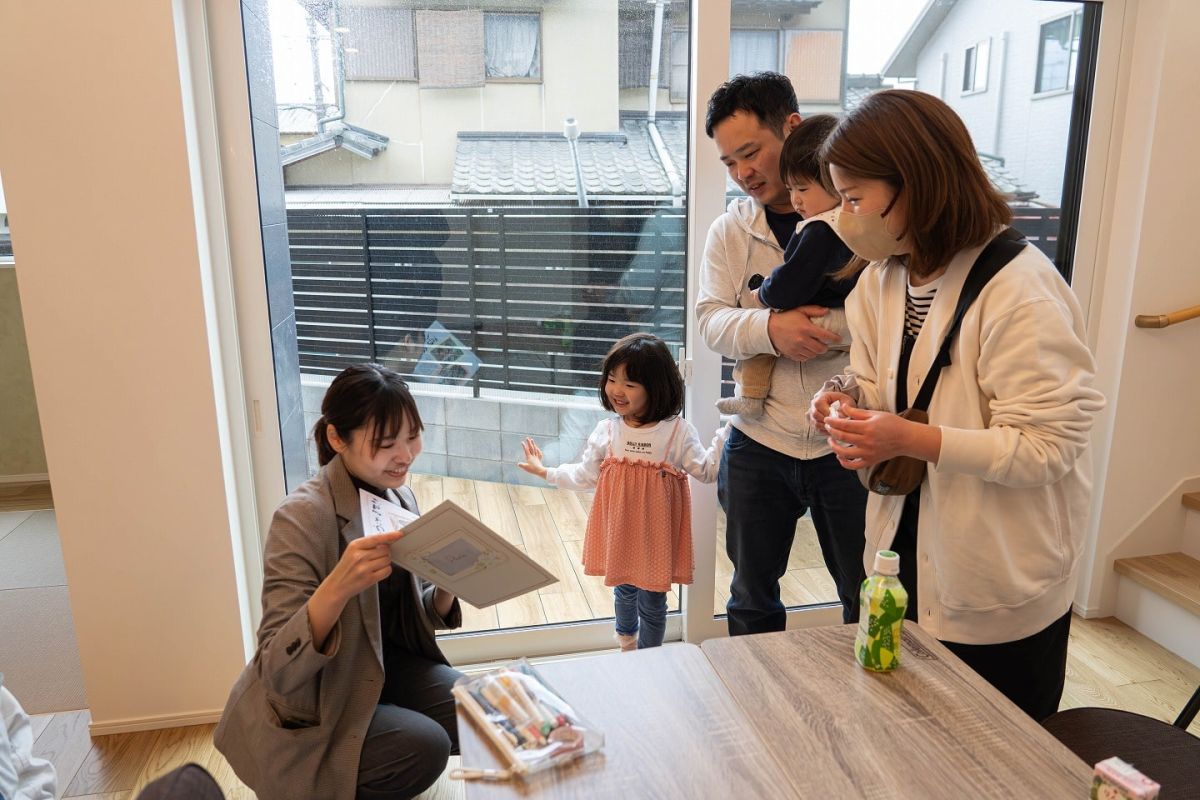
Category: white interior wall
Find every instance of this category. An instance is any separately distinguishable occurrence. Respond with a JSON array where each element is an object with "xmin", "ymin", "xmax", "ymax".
[{"xmin": 1074, "ymin": 0, "xmax": 1200, "ymax": 614}]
